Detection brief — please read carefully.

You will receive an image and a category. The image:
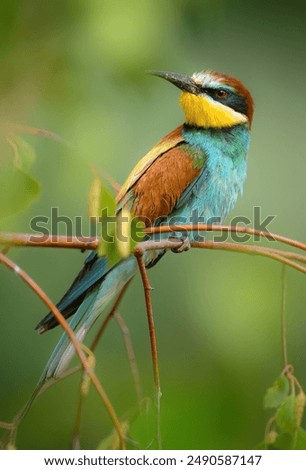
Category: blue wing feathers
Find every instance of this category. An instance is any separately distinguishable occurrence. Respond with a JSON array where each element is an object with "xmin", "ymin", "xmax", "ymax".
[
  {"xmin": 56, "ymin": 255, "xmax": 108, "ymax": 312},
  {"xmin": 35, "ymin": 254, "xmax": 109, "ymax": 332}
]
